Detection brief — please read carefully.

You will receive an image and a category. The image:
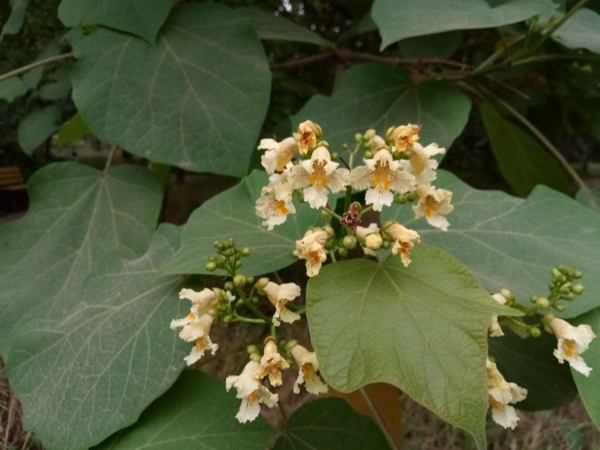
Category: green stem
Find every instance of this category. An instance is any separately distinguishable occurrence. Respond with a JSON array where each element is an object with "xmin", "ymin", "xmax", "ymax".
[
  {"xmin": 0, "ymin": 52, "xmax": 75, "ymax": 84},
  {"xmin": 233, "ymin": 316, "xmax": 266, "ymax": 324},
  {"xmin": 329, "ymin": 250, "xmax": 338, "ymax": 263},
  {"xmin": 512, "ymin": 53, "xmax": 600, "ymax": 66},
  {"xmin": 320, "ymin": 206, "xmax": 343, "ymax": 221},
  {"xmin": 477, "ymin": 85, "xmax": 586, "ymax": 189},
  {"xmin": 270, "ymin": 323, "xmax": 277, "ymax": 340},
  {"xmin": 361, "ymin": 205, "xmax": 373, "ymax": 215},
  {"xmin": 236, "ymin": 288, "xmax": 272, "ymax": 323}
]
